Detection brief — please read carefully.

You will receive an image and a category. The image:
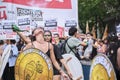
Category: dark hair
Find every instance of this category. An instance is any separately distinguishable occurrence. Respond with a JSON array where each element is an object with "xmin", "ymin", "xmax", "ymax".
[
  {"xmin": 86, "ymin": 32, "xmax": 93, "ymax": 36},
  {"xmin": 108, "ymin": 32, "xmax": 118, "ymax": 42},
  {"xmin": 44, "ymin": 30, "xmax": 52, "ymax": 43},
  {"xmin": 54, "ymin": 33, "xmax": 59, "ymax": 37},
  {"xmin": 10, "ymin": 39, "xmax": 16, "ymax": 44},
  {"xmin": 69, "ymin": 27, "xmax": 77, "ymax": 36},
  {"xmin": 29, "ymin": 35, "xmax": 36, "ymax": 41},
  {"xmin": 99, "ymin": 40, "xmax": 104, "ymax": 43},
  {"xmin": 0, "ymin": 40, "xmax": 4, "ymax": 45}
]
